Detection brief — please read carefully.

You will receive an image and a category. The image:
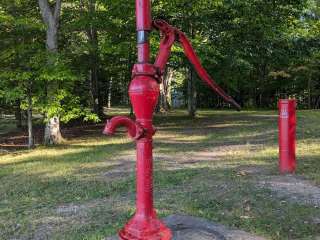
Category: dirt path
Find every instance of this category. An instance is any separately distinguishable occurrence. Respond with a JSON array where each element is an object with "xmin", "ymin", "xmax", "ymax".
[
  {"xmin": 105, "ymin": 146, "xmax": 320, "ymax": 208},
  {"xmin": 258, "ymin": 175, "xmax": 320, "ymax": 207}
]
